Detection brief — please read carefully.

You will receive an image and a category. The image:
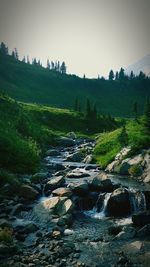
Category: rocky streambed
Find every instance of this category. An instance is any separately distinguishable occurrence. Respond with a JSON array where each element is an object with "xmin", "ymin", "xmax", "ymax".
[{"xmin": 1, "ymin": 135, "xmax": 150, "ymax": 267}]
